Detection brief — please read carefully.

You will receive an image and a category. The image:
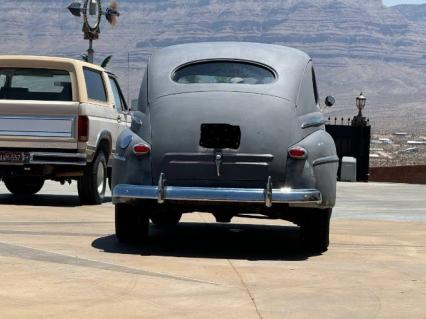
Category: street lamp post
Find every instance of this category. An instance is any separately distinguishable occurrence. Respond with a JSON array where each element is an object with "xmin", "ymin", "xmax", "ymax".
[
  {"xmin": 350, "ymin": 92, "xmax": 371, "ymax": 182},
  {"xmin": 352, "ymin": 92, "xmax": 368, "ymax": 127}
]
